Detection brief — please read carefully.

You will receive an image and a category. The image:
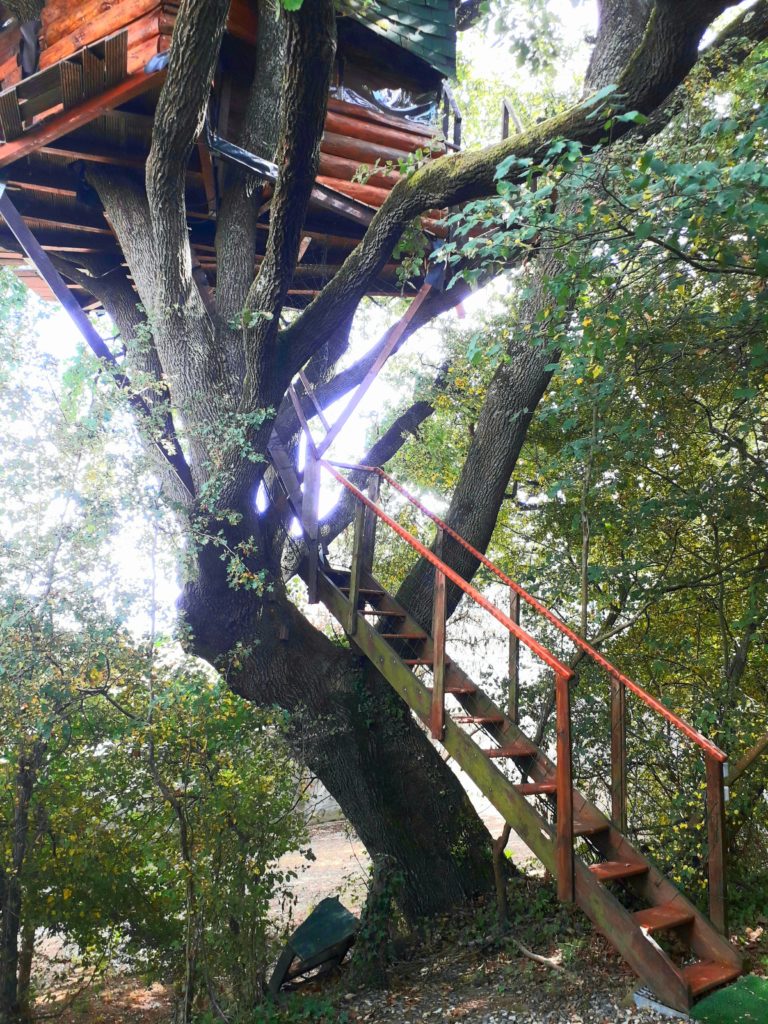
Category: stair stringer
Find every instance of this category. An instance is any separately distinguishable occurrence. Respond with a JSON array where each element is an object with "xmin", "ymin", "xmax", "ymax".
[
  {"xmin": 315, "ymin": 569, "xmax": 697, "ymax": 1011},
  {"xmin": 421, "ymin": 644, "xmax": 742, "ymax": 974},
  {"xmin": 341, "ymin": 567, "xmax": 742, "ymax": 978}
]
